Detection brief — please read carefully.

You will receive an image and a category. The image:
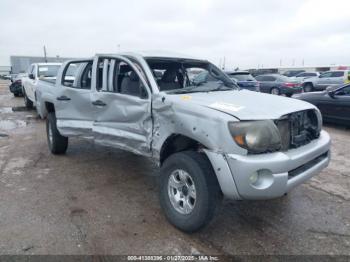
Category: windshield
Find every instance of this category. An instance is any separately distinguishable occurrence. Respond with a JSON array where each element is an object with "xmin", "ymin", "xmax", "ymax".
[
  {"xmin": 146, "ymin": 58, "xmax": 237, "ymax": 94},
  {"xmin": 228, "ymin": 73, "xmax": 255, "ymax": 81},
  {"xmin": 38, "ymin": 65, "xmax": 61, "ymax": 78}
]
